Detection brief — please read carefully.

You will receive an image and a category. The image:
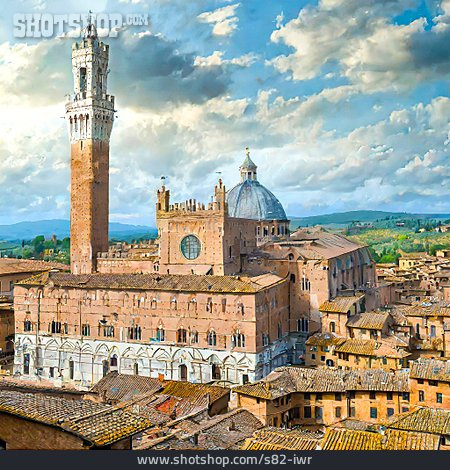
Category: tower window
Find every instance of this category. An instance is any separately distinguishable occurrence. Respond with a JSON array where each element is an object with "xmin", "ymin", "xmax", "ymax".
[{"xmin": 79, "ymin": 67, "xmax": 87, "ymax": 93}]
